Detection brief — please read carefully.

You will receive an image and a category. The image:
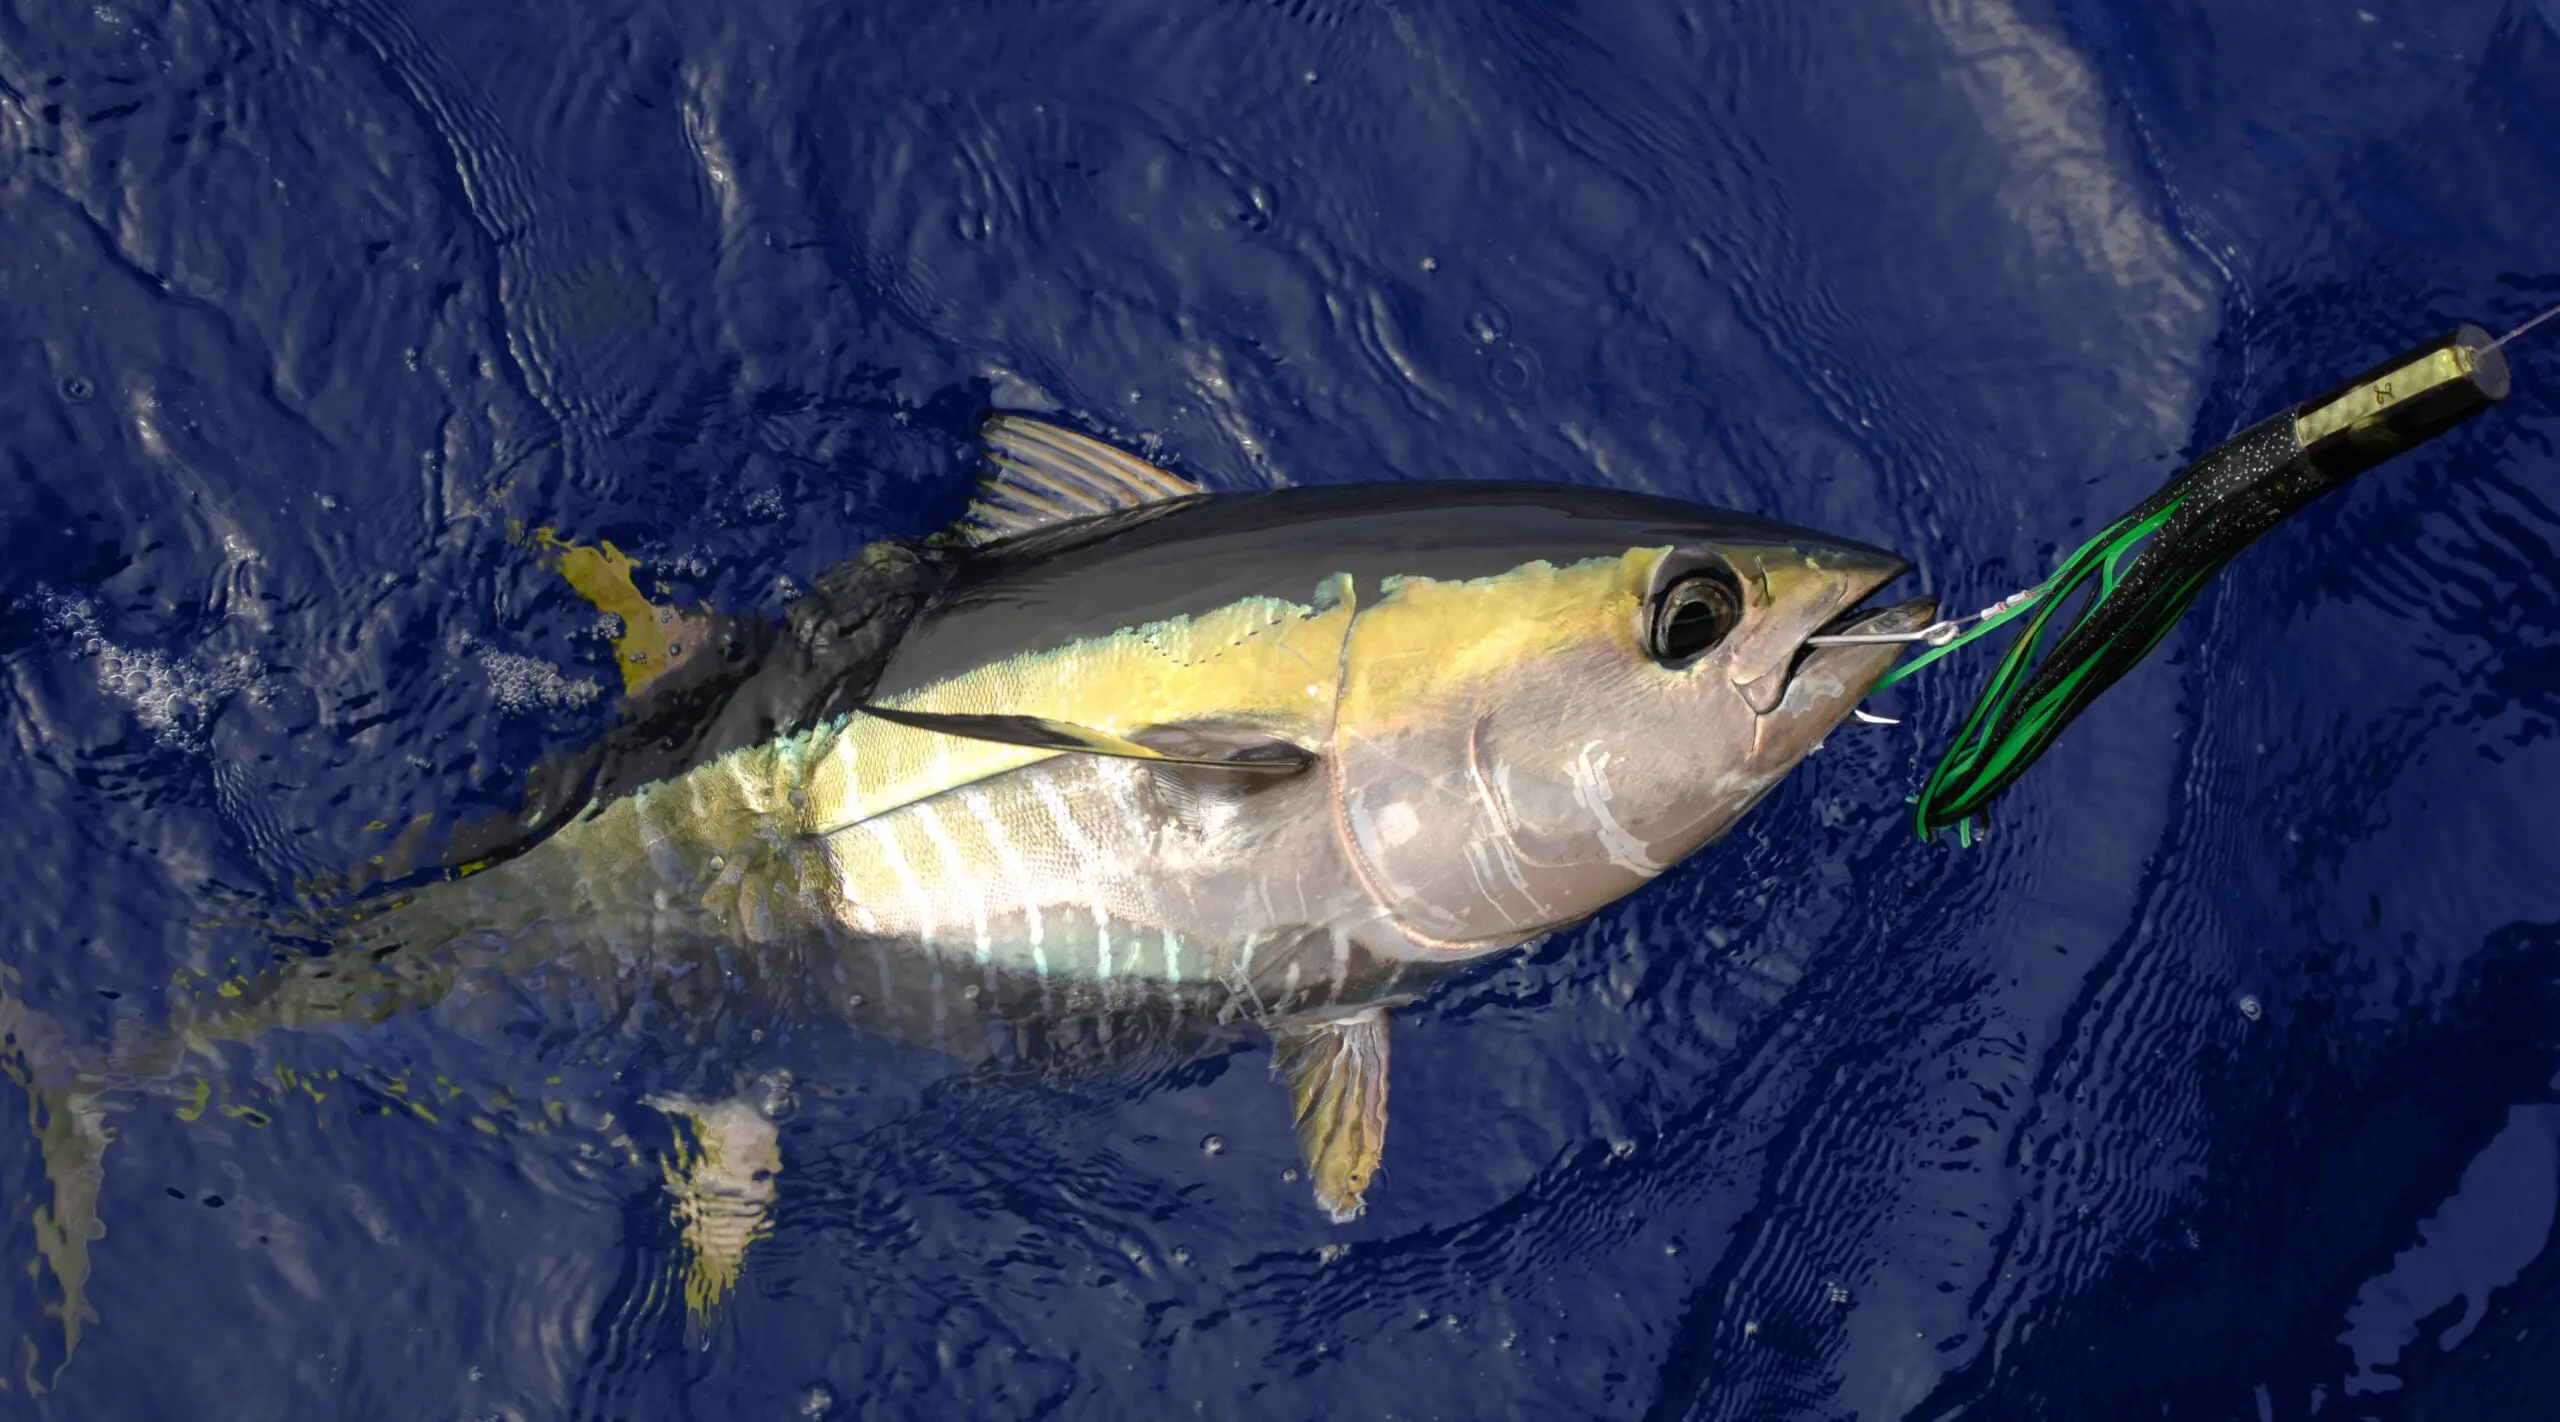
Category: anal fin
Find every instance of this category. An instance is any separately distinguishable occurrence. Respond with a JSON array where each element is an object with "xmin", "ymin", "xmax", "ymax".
[
  {"xmin": 645, "ymin": 1089, "xmax": 784, "ymax": 1336},
  {"xmin": 1274, "ymin": 1009, "xmax": 1391, "ymax": 1223}
]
